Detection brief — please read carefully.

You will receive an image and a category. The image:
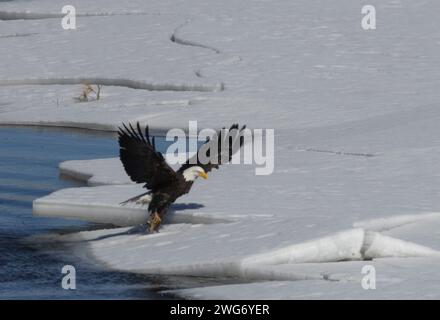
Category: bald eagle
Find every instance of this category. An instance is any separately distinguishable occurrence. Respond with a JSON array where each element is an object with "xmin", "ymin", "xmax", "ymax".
[{"xmin": 118, "ymin": 123, "xmax": 246, "ymax": 232}]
